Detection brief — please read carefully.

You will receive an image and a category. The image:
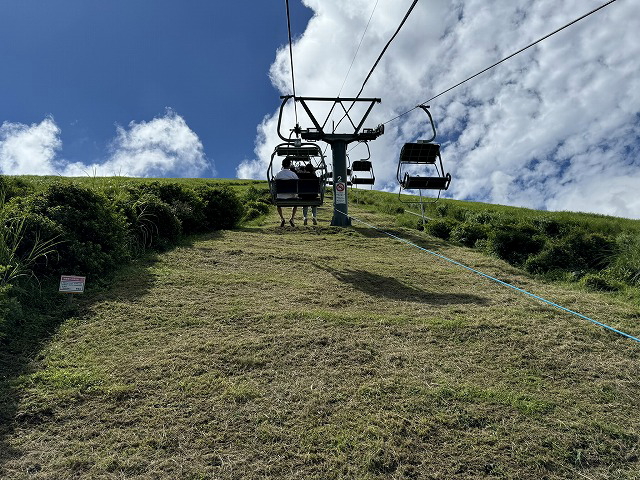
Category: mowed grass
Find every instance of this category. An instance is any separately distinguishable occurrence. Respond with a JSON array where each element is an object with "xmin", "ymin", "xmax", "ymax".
[{"xmin": 1, "ymin": 204, "xmax": 639, "ymax": 479}]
